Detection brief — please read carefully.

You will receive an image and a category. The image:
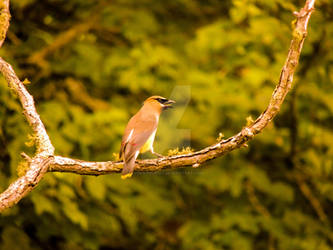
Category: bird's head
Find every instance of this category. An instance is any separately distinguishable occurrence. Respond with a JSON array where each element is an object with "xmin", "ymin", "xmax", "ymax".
[{"xmin": 143, "ymin": 96, "xmax": 176, "ymax": 112}]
